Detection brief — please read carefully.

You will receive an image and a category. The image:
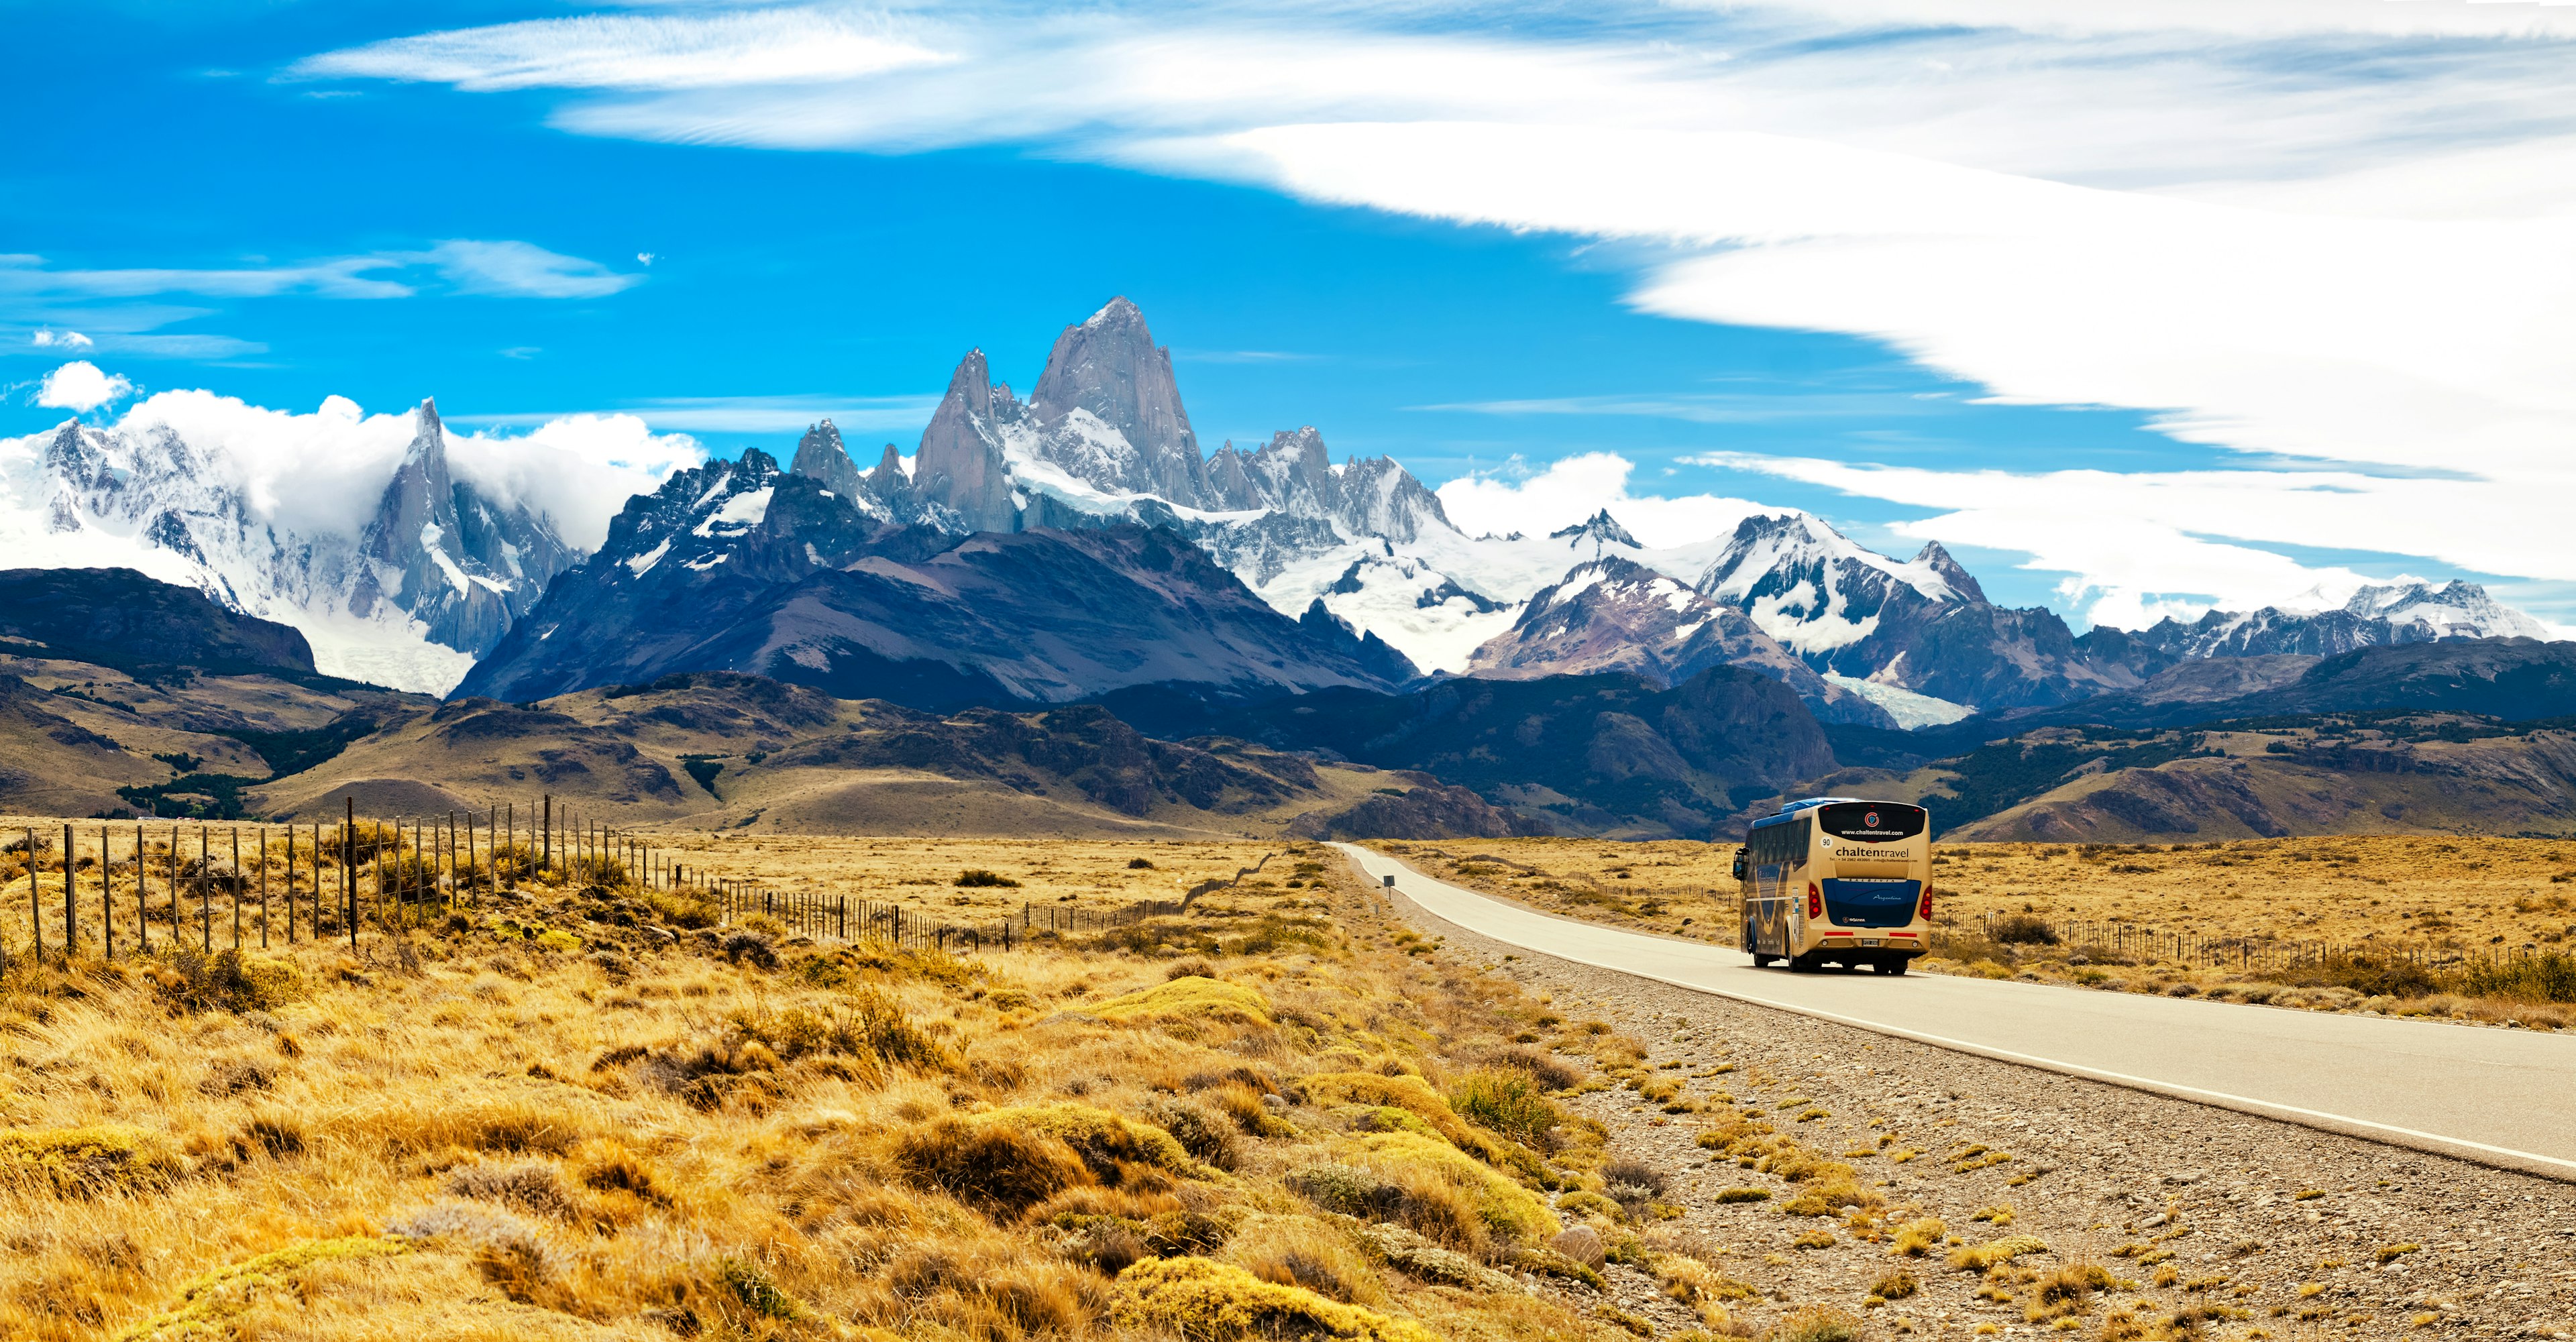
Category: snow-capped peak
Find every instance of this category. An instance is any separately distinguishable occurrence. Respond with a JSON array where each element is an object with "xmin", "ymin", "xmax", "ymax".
[
  {"xmin": 2344, "ymin": 579, "xmax": 2548, "ymax": 640},
  {"xmin": 1693, "ymin": 513, "xmax": 1965, "ymax": 657}
]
